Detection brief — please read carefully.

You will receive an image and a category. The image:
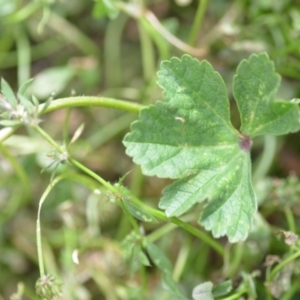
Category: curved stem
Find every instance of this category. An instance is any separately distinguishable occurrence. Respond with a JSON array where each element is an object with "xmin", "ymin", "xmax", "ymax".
[
  {"xmin": 37, "ymin": 175, "xmax": 63, "ymax": 277},
  {"xmin": 36, "ymin": 172, "xmax": 100, "ymax": 277},
  {"xmin": 33, "ymin": 125, "xmax": 224, "ymax": 257},
  {"xmin": 42, "ymin": 96, "xmax": 145, "ymax": 114},
  {"xmin": 269, "ymin": 249, "xmax": 300, "ymax": 281},
  {"xmin": 117, "ymin": 2, "xmax": 207, "ymax": 57}
]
